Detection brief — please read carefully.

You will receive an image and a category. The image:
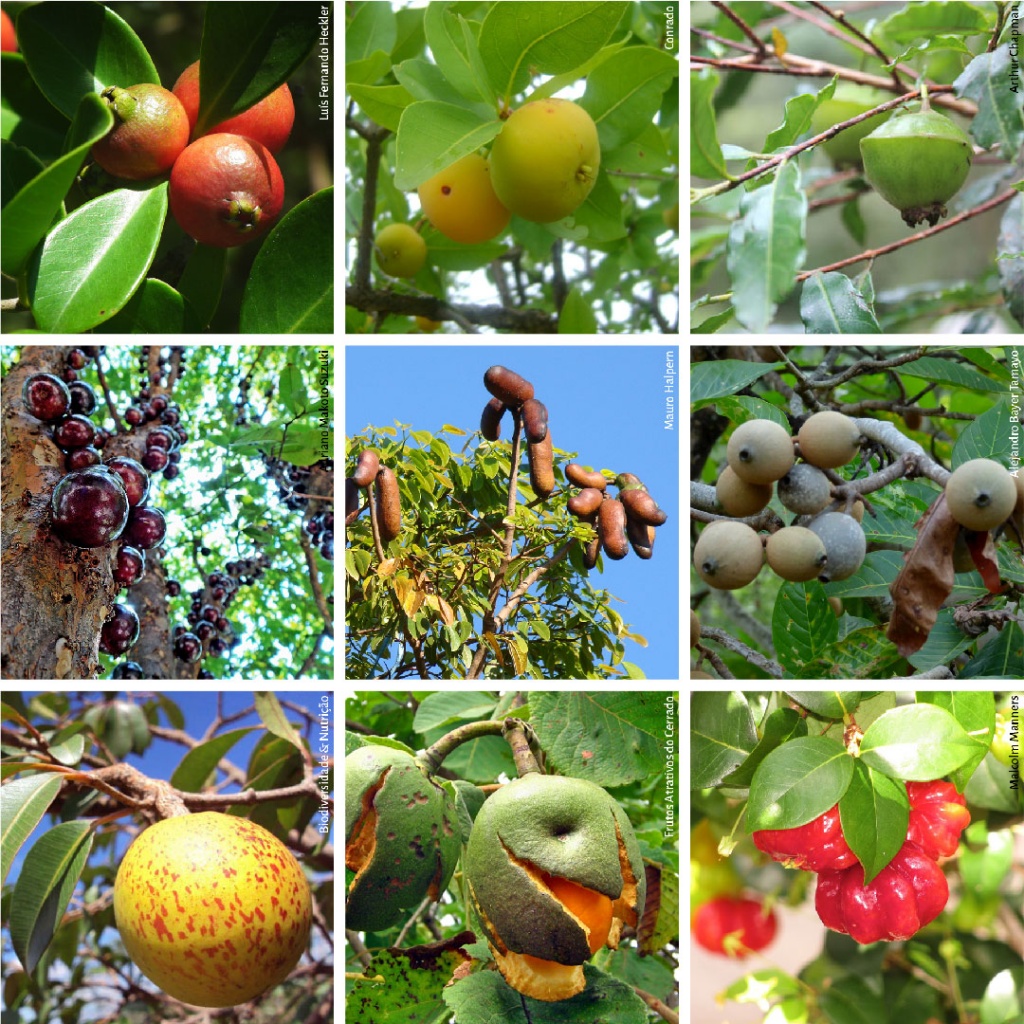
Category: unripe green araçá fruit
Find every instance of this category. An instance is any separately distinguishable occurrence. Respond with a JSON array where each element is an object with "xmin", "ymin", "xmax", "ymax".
[
  {"xmin": 766, "ymin": 526, "xmax": 828, "ymax": 582},
  {"xmin": 810, "ymin": 85, "xmax": 892, "ymax": 168},
  {"xmin": 691, "ymin": 669, "xmax": 714, "ymax": 679},
  {"xmin": 726, "ymin": 420, "xmax": 795, "ymax": 485},
  {"xmin": 715, "ymin": 466, "xmax": 772, "ymax": 517},
  {"xmin": 92, "ymin": 84, "xmax": 191, "ymax": 180},
  {"xmin": 113, "ymin": 812, "xmax": 311, "ymax": 1007},
  {"xmin": 860, "ymin": 107, "xmax": 974, "ymax": 227},
  {"xmin": 374, "ymin": 223, "xmax": 427, "ymax": 278},
  {"xmin": 345, "ymin": 745, "xmax": 460, "ymax": 932},
  {"xmin": 778, "ymin": 462, "xmax": 831, "ymax": 515},
  {"xmin": 465, "ymin": 772, "xmax": 645, "ymax": 1002},
  {"xmin": 489, "ymin": 99, "xmax": 600, "ymax": 223},
  {"xmin": 798, "ymin": 411, "xmax": 861, "ymax": 469},
  {"xmin": 417, "ymin": 152, "xmax": 511, "ymax": 244},
  {"xmin": 693, "ymin": 520, "xmax": 764, "ymax": 590},
  {"xmin": 945, "ymin": 458, "xmax": 1016, "ymax": 532},
  {"xmin": 808, "ymin": 512, "xmax": 866, "ymax": 581}
]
